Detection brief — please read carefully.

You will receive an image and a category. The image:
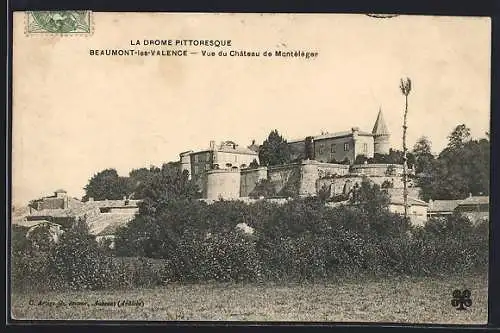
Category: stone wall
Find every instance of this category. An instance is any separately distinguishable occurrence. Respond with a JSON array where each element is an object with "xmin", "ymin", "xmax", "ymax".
[
  {"xmin": 205, "ymin": 169, "xmax": 241, "ymax": 200},
  {"xmin": 317, "ymin": 176, "xmax": 364, "ymax": 197},
  {"xmin": 240, "ymin": 167, "xmax": 268, "ymax": 197},
  {"xmin": 268, "ymin": 164, "xmax": 301, "ymax": 197},
  {"xmin": 108, "ymin": 207, "xmax": 139, "ymax": 214},
  {"xmin": 203, "ymin": 160, "xmax": 419, "ymax": 201},
  {"xmin": 350, "ymin": 164, "xmax": 404, "ymax": 177}
]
